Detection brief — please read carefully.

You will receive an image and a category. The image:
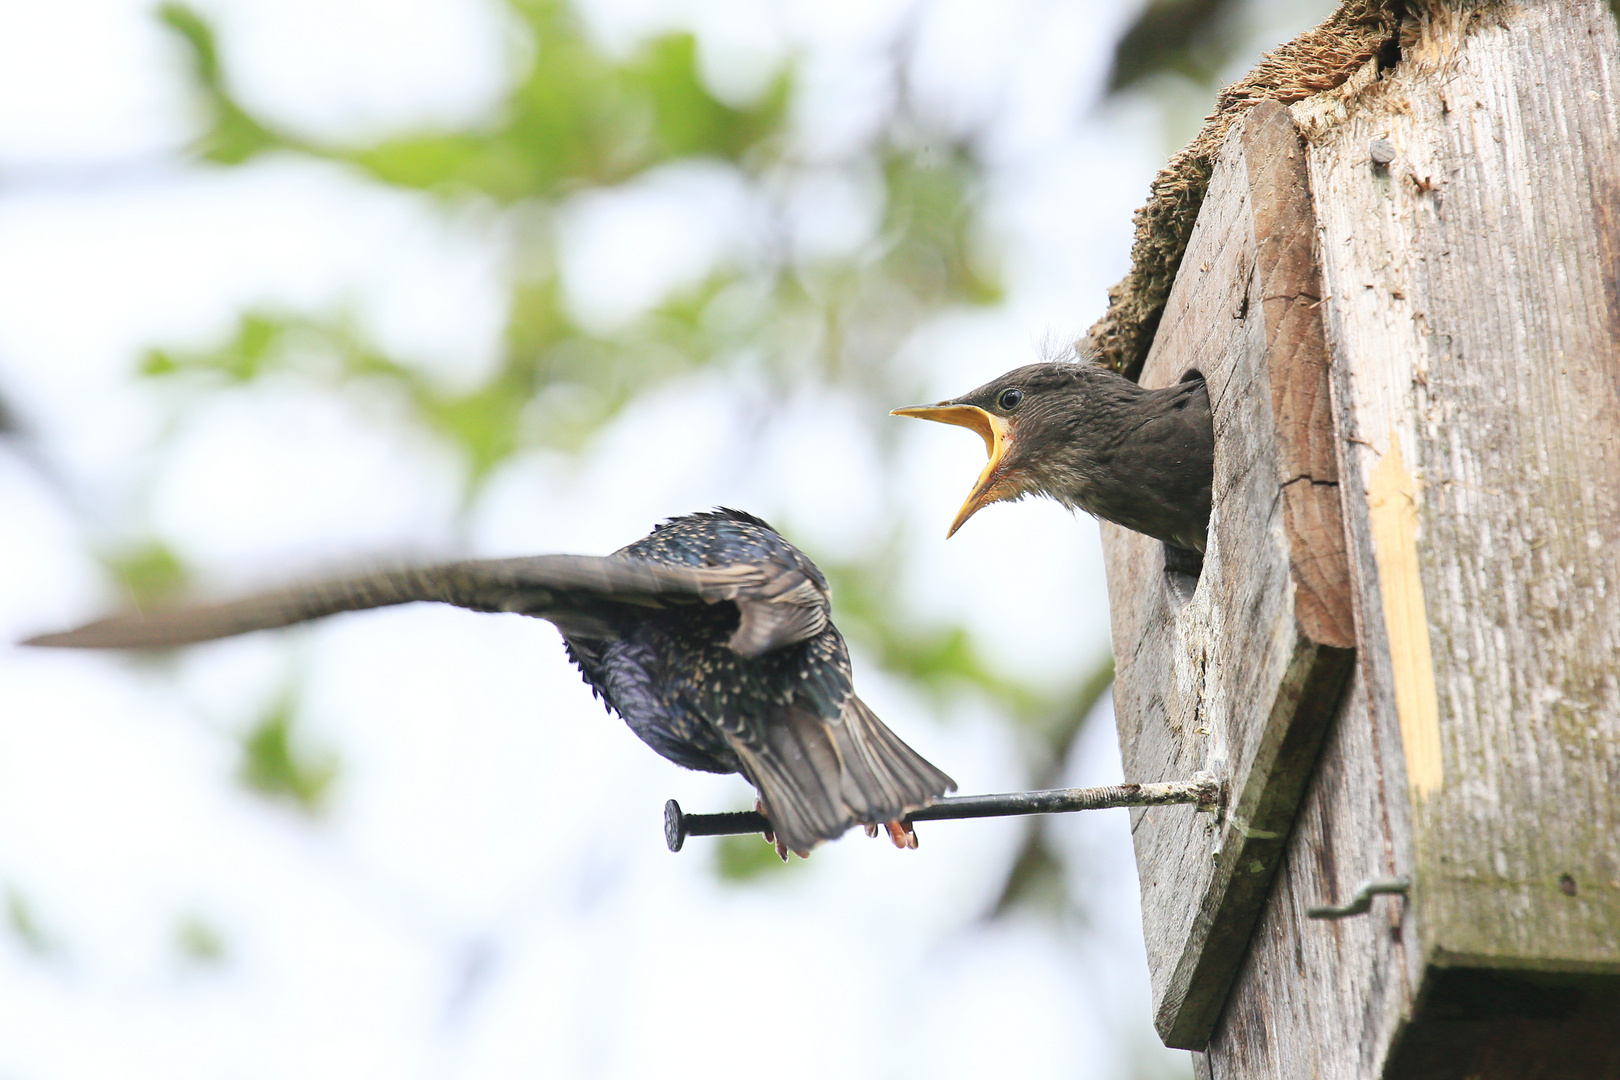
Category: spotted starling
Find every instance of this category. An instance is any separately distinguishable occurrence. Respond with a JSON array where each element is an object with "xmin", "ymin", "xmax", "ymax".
[
  {"xmin": 892, "ymin": 359, "xmax": 1213, "ymax": 557},
  {"xmin": 23, "ymin": 509, "xmax": 955, "ymax": 856}
]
